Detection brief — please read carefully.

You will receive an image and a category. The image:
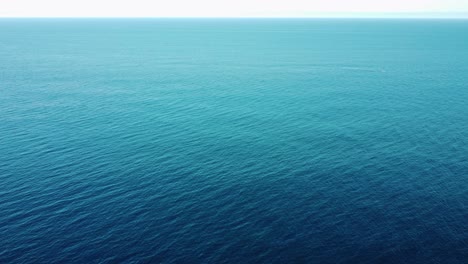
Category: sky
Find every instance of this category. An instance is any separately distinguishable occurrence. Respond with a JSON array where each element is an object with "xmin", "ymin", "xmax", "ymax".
[{"xmin": 1, "ymin": 0, "xmax": 468, "ymax": 18}]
